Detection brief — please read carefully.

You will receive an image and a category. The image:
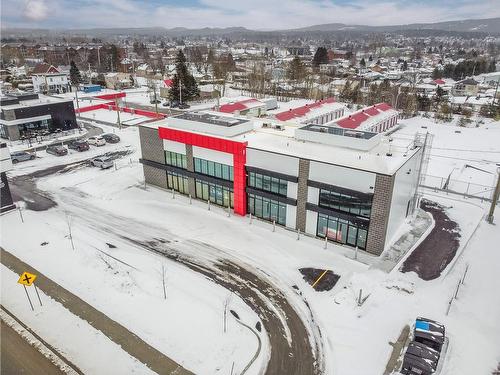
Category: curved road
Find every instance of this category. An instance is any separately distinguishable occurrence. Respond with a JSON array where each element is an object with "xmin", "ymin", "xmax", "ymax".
[{"xmin": 9, "ymin": 162, "xmax": 324, "ymax": 375}]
